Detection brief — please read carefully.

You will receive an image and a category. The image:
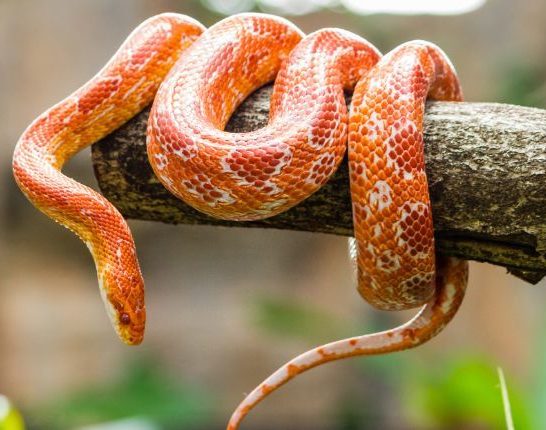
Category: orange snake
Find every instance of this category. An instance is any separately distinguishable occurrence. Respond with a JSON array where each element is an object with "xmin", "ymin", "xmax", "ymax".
[{"xmin": 12, "ymin": 13, "xmax": 468, "ymax": 429}]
